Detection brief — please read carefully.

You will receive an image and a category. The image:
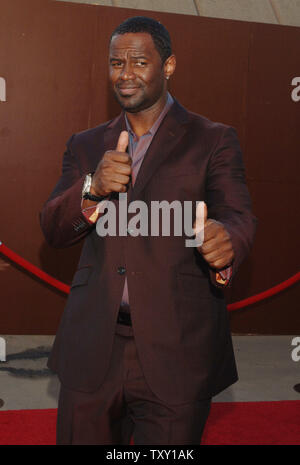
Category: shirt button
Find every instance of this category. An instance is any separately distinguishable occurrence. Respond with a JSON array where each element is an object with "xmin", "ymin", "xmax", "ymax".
[{"xmin": 117, "ymin": 266, "xmax": 126, "ymax": 275}]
